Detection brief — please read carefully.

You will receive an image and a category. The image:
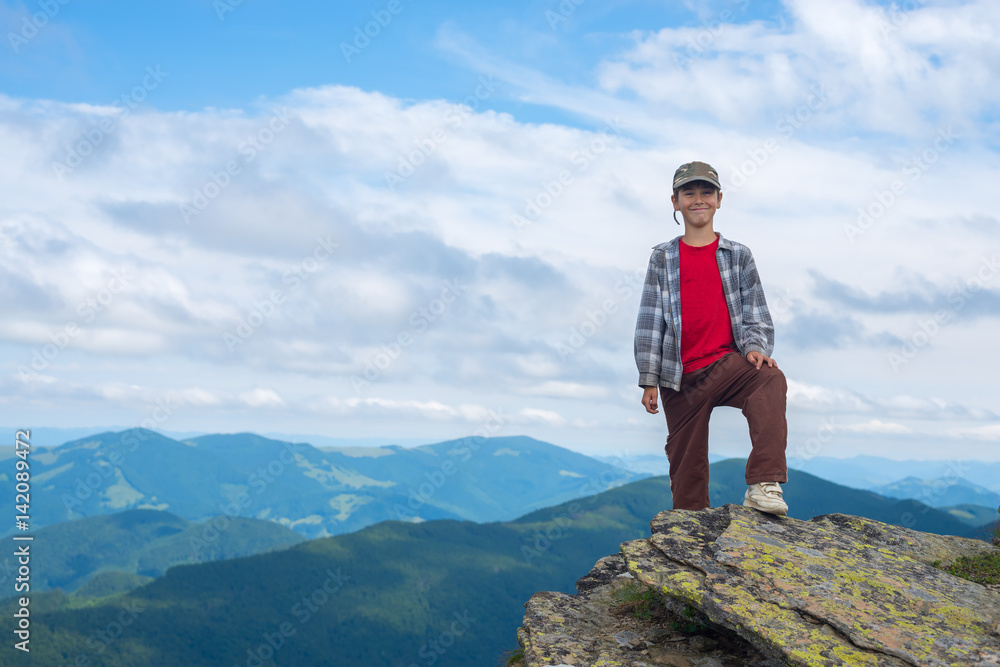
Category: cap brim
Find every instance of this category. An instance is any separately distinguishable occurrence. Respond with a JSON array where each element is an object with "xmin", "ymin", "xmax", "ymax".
[{"xmin": 673, "ymin": 175, "xmax": 722, "ymax": 190}]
